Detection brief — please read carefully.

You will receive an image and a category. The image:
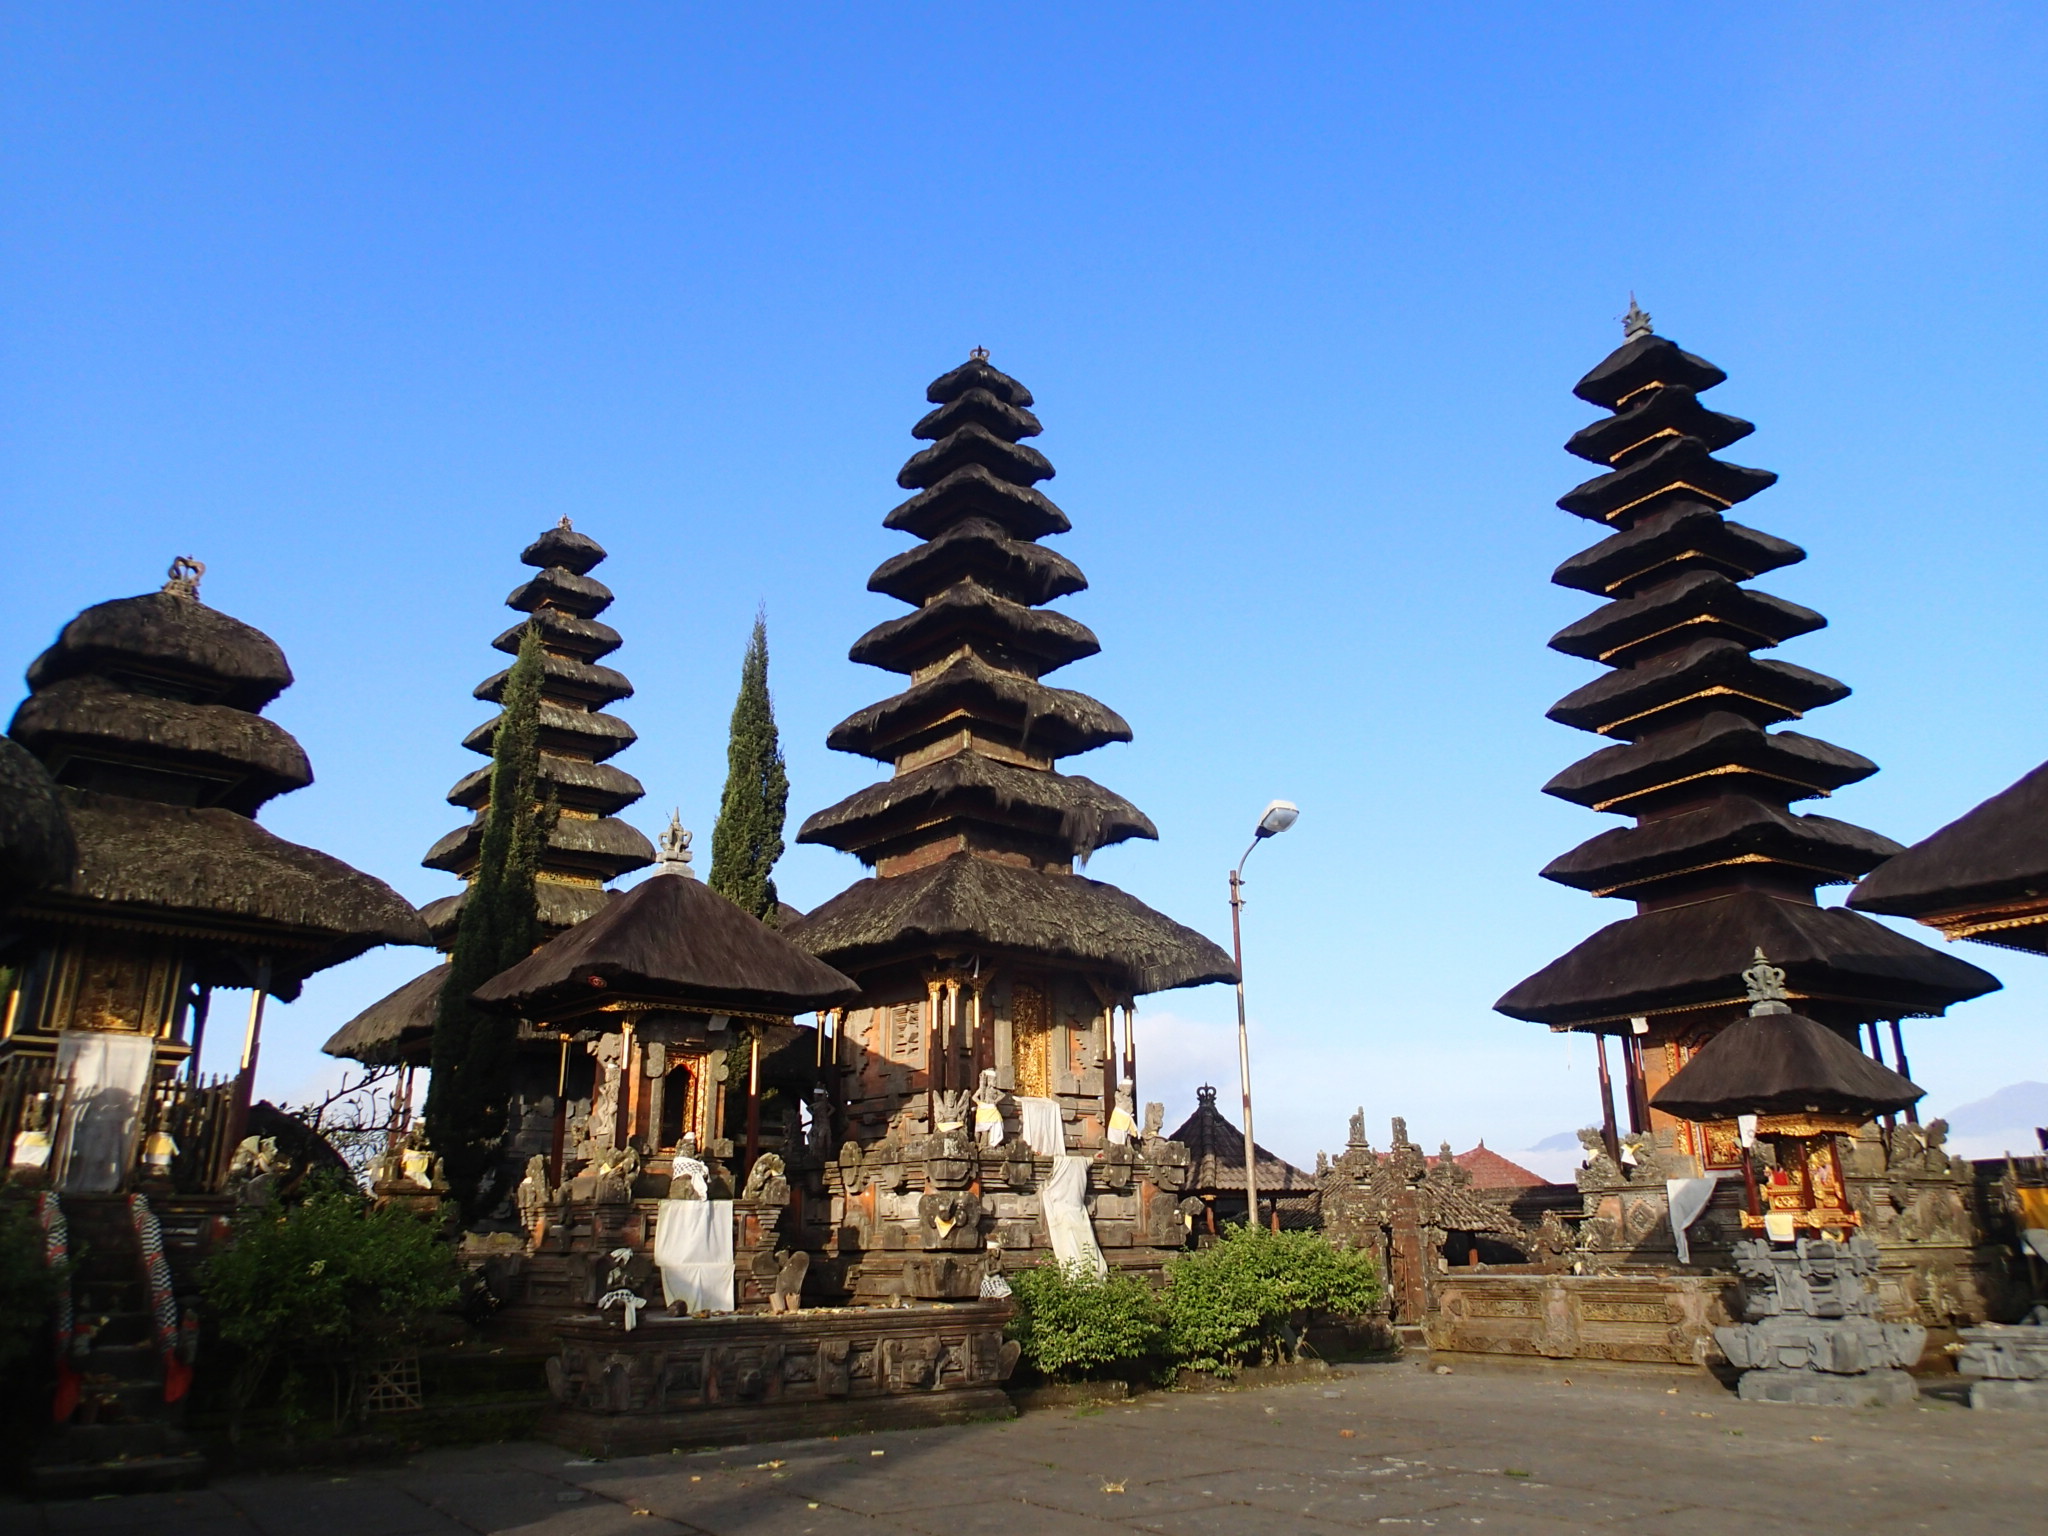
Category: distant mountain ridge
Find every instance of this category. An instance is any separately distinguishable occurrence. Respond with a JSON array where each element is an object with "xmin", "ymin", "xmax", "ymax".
[{"xmin": 1937, "ymin": 1082, "xmax": 2048, "ymax": 1138}]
